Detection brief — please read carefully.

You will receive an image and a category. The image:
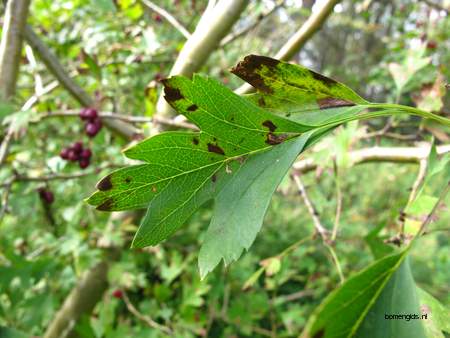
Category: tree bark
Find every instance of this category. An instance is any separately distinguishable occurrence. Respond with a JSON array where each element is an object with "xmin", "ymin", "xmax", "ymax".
[
  {"xmin": 0, "ymin": 0, "xmax": 31, "ymax": 100},
  {"xmin": 43, "ymin": 261, "xmax": 109, "ymax": 338},
  {"xmin": 155, "ymin": 0, "xmax": 249, "ymax": 121}
]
